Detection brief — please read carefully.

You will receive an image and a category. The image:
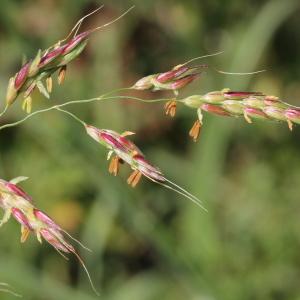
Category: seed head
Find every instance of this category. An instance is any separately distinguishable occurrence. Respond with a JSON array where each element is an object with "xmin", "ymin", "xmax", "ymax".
[
  {"xmin": 0, "ymin": 177, "xmax": 76, "ymax": 252},
  {"xmin": 85, "ymin": 125, "xmax": 205, "ymax": 209},
  {"xmin": 5, "ymin": 30, "xmax": 91, "ymax": 107},
  {"xmin": 179, "ymin": 89, "xmax": 300, "ymax": 141},
  {"xmin": 85, "ymin": 125, "xmax": 164, "ymax": 185},
  {"xmin": 133, "ymin": 64, "xmax": 205, "ymax": 93}
]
